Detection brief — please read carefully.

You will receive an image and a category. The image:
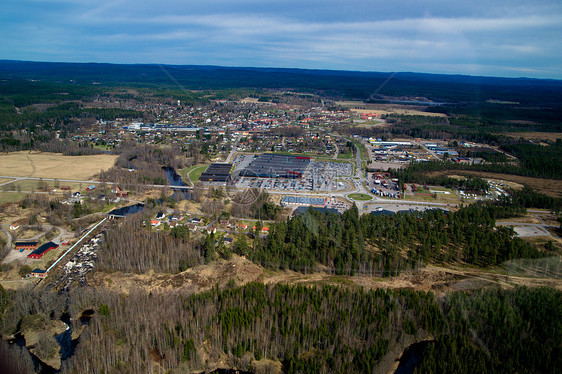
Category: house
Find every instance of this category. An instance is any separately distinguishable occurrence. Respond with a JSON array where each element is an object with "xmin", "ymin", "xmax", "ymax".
[
  {"xmin": 86, "ymin": 185, "xmax": 96, "ymax": 191},
  {"xmin": 15, "ymin": 241, "xmax": 38, "ymax": 252},
  {"xmin": 156, "ymin": 212, "xmax": 166, "ymax": 220},
  {"xmin": 30, "ymin": 268, "xmax": 47, "ymax": 278},
  {"xmin": 28, "ymin": 242, "xmax": 59, "ymax": 259},
  {"xmin": 150, "ymin": 219, "xmax": 161, "ymax": 227},
  {"xmin": 190, "ymin": 217, "xmax": 203, "ymax": 224},
  {"xmin": 252, "ymin": 226, "xmax": 270, "ymax": 232}
]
